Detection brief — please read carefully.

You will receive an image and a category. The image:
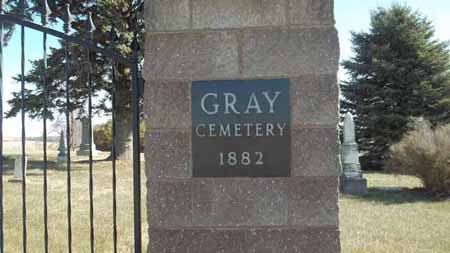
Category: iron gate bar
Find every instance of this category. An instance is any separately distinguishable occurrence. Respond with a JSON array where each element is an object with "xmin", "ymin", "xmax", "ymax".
[
  {"xmin": 110, "ymin": 24, "xmax": 118, "ymax": 253},
  {"xmin": 87, "ymin": 11, "xmax": 95, "ymax": 253},
  {"xmin": 0, "ymin": 0, "xmax": 3, "ymax": 251},
  {"xmin": 0, "ymin": 14, "xmax": 132, "ymax": 66},
  {"xmin": 19, "ymin": 0, "xmax": 27, "ymax": 250},
  {"xmin": 64, "ymin": 4, "xmax": 74, "ymax": 253},
  {"xmin": 131, "ymin": 33, "xmax": 142, "ymax": 253},
  {"xmin": 42, "ymin": 29, "xmax": 49, "ymax": 253},
  {"xmin": 41, "ymin": 0, "xmax": 50, "ymax": 251}
]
